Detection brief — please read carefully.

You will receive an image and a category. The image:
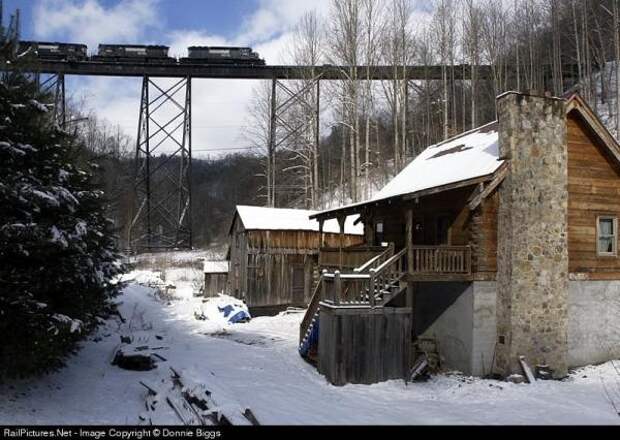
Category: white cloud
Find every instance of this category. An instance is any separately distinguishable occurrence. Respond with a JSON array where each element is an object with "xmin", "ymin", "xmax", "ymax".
[
  {"xmin": 34, "ymin": 0, "xmax": 426, "ymax": 158},
  {"xmin": 237, "ymin": 0, "xmax": 331, "ymax": 44},
  {"xmin": 33, "ymin": 0, "xmax": 161, "ymax": 49}
]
